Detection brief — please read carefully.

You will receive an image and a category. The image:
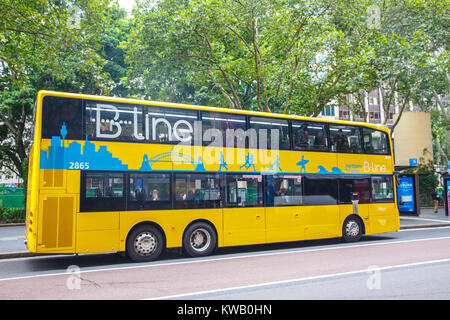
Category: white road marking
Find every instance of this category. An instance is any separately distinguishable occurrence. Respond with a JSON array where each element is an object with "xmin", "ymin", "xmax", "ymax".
[
  {"xmin": 2, "ymin": 234, "xmax": 450, "ymax": 282},
  {"xmin": 399, "ymin": 226, "xmax": 450, "ymax": 232},
  {"xmin": 150, "ymin": 258, "xmax": 450, "ymax": 300},
  {"xmin": 0, "ymin": 236, "xmax": 24, "ymax": 241}
]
